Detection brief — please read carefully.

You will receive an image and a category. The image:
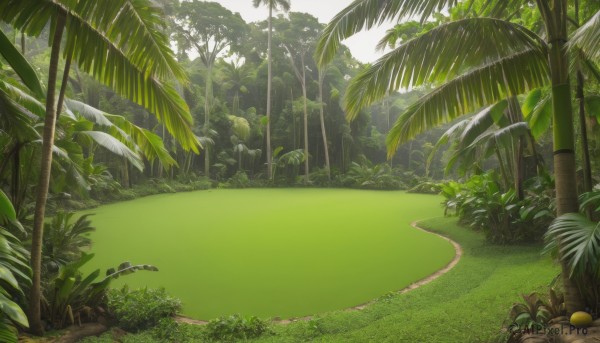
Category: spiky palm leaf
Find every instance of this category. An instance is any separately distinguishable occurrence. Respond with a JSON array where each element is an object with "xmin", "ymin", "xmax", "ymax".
[
  {"xmin": 0, "ymin": 80, "xmax": 46, "ymax": 119},
  {"xmin": 385, "ymin": 49, "xmax": 548, "ymax": 157},
  {"xmin": 0, "ymin": 88, "xmax": 39, "ymax": 142},
  {"xmin": 0, "ymin": 0, "xmax": 198, "ymax": 152},
  {"xmin": 426, "ymin": 100, "xmax": 507, "ymax": 174},
  {"xmin": 544, "ymin": 213, "xmax": 600, "ymax": 277},
  {"xmin": 445, "ymin": 122, "xmax": 529, "ymax": 175},
  {"xmin": 460, "ymin": 100, "xmax": 508, "ymax": 145},
  {"xmin": 65, "ymin": 99, "xmax": 178, "ymax": 169},
  {"xmin": 343, "ymin": 17, "xmax": 546, "ymax": 120},
  {"xmin": 569, "ymin": 10, "xmax": 600, "ymax": 62},
  {"xmin": 316, "ymin": 0, "xmax": 463, "ymax": 66}
]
